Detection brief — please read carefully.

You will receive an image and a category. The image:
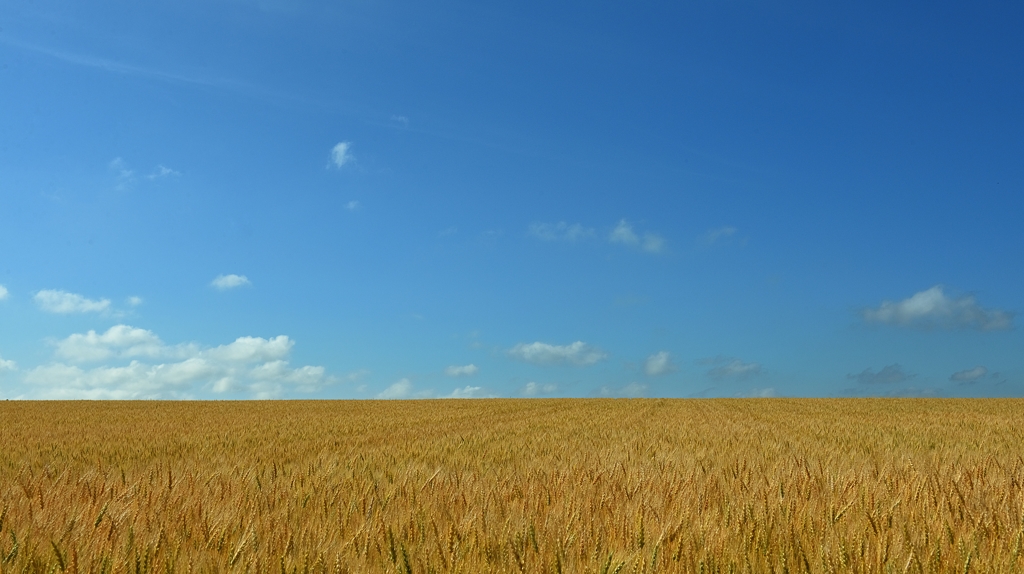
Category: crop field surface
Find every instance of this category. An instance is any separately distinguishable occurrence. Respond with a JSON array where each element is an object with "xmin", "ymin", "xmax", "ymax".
[{"xmin": 0, "ymin": 399, "xmax": 1023, "ymax": 573}]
